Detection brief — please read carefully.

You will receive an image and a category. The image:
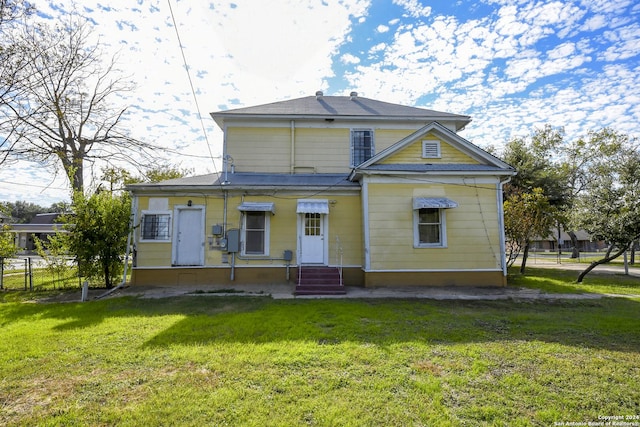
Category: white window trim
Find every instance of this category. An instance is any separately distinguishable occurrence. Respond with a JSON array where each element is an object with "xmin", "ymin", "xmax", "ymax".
[
  {"xmin": 140, "ymin": 210, "xmax": 172, "ymax": 242},
  {"xmin": 413, "ymin": 208, "xmax": 447, "ymax": 248},
  {"xmin": 422, "ymin": 140, "xmax": 441, "ymax": 159},
  {"xmin": 241, "ymin": 211, "xmax": 271, "ymax": 256},
  {"xmin": 350, "ymin": 128, "xmax": 375, "ymax": 167}
]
